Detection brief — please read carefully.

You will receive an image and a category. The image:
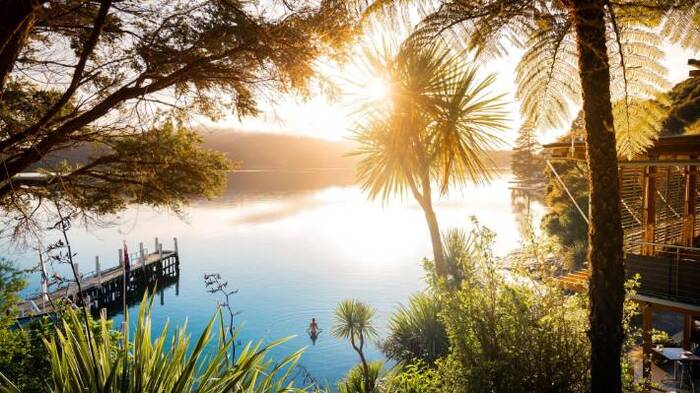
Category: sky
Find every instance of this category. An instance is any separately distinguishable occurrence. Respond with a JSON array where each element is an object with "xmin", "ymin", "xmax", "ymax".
[{"xmin": 199, "ymin": 31, "xmax": 696, "ymax": 148}]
